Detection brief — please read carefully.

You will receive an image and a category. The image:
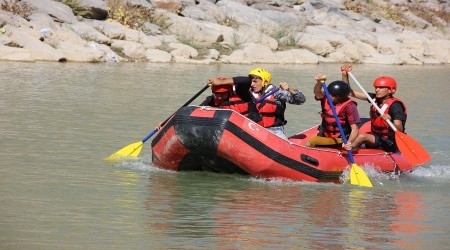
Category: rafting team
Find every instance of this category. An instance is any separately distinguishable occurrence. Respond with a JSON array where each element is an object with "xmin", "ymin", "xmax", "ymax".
[
  {"xmin": 206, "ymin": 64, "xmax": 407, "ymax": 153},
  {"xmin": 158, "ymin": 64, "xmax": 407, "ymax": 153}
]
